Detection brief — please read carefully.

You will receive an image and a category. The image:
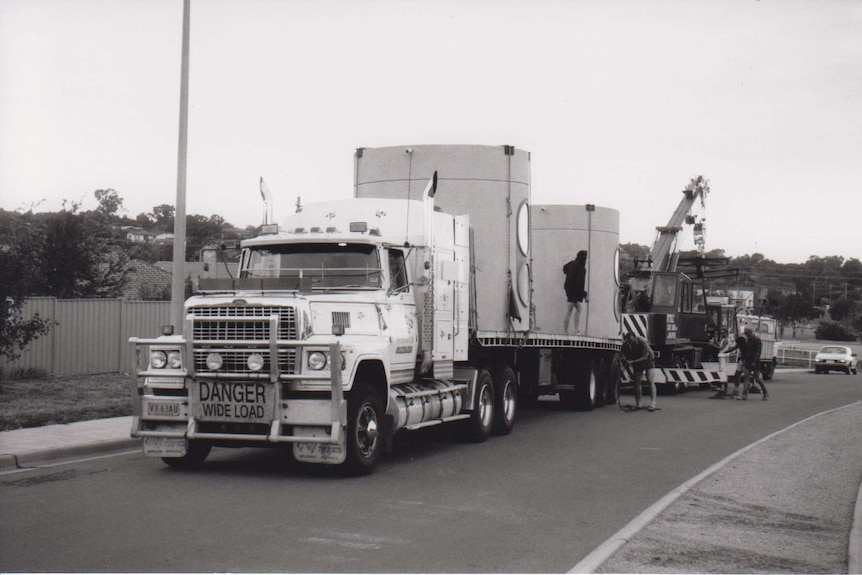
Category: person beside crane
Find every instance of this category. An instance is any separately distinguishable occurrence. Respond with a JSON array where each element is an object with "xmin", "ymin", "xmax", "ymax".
[{"xmin": 619, "ymin": 332, "xmax": 658, "ymax": 411}]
